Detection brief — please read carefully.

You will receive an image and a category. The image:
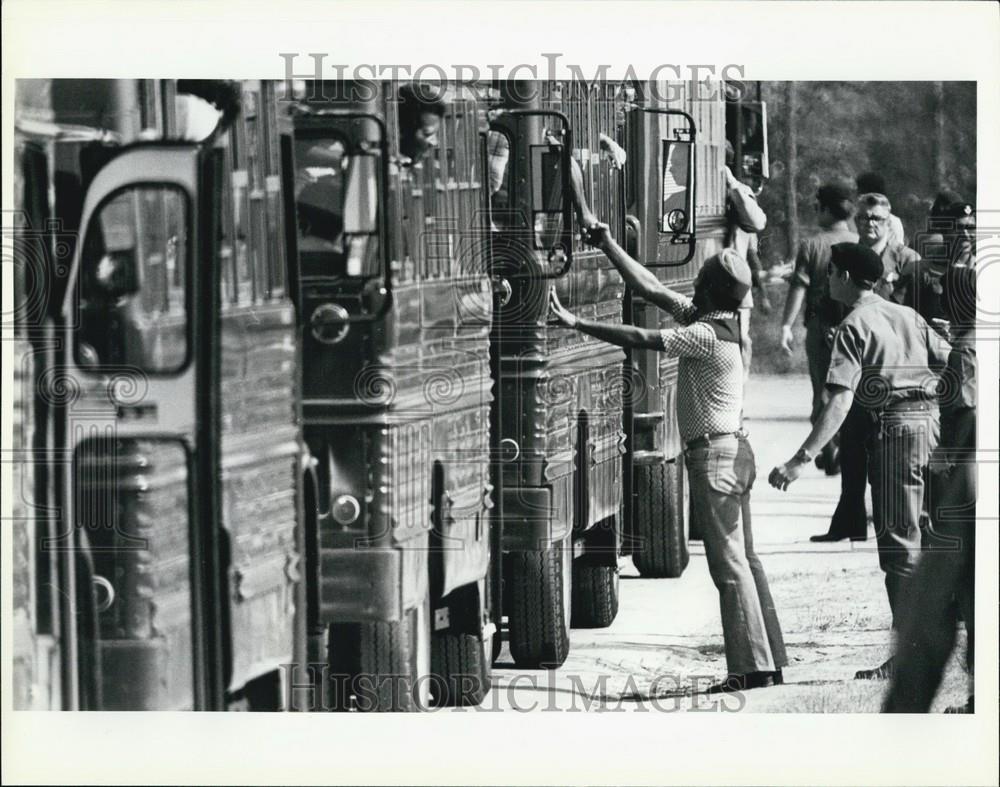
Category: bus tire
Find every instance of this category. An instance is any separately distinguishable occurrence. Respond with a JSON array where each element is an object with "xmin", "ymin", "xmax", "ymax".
[
  {"xmin": 430, "ymin": 631, "xmax": 492, "ymax": 707},
  {"xmin": 507, "ymin": 538, "xmax": 572, "ymax": 669},
  {"xmin": 571, "ymin": 564, "xmax": 619, "ymax": 628},
  {"xmin": 632, "ymin": 460, "xmax": 689, "ymax": 579},
  {"xmin": 332, "ymin": 596, "xmax": 430, "ymax": 712}
]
